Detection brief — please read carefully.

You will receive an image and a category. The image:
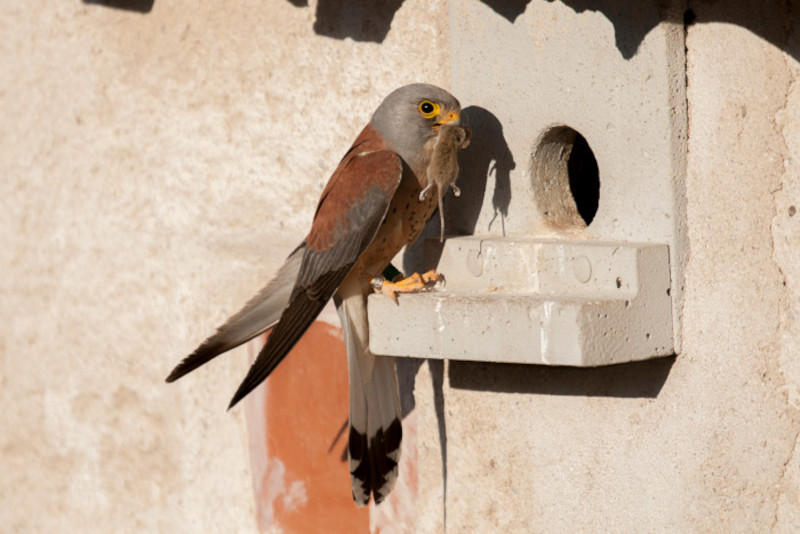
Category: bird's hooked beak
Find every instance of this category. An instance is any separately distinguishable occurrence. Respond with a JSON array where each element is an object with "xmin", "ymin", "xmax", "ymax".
[{"xmin": 433, "ymin": 110, "xmax": 460, "ymax": 130}]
